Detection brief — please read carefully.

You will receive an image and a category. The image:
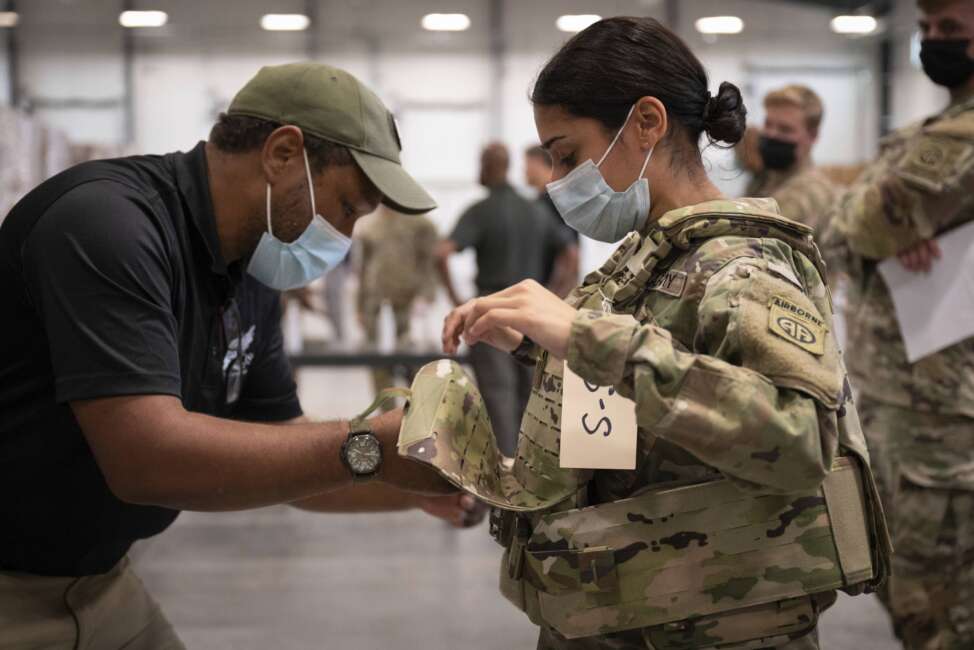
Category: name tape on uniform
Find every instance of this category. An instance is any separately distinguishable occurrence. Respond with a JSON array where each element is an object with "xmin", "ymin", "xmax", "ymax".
[
  {"xmin": 649, "ymin": 270, "xmax": 687, "ymax": 298},
  {"xmin": 560, "ymin": 362, "xmax": 637, "ymax": 470},
  {"xmin": 767, "ymin": 295, "xmax": 826, "ymax": 356}
]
